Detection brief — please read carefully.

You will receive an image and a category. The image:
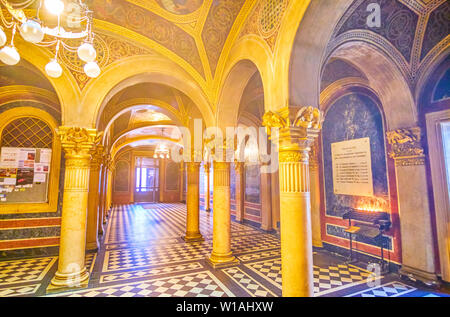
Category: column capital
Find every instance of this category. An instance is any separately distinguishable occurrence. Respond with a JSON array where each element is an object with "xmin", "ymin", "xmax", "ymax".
[
  {"xmin": 204, "ymin": 161, "xmax": 211, "ymax": 171},
  {"xmin": 186, "ymin": 161, "xmax": 201, "ymax": 173},
  {"xmin": 262, "ymin": 106, "xmax": 323, "ymax": 153},
  {"xmin": 386, "ymin": 127, "xmax": 425, "ymax": 166},
  {"xmin": 234, "ymin": 161, "xmax": 244, "ymax": 174},
  {"xmin": 90, "ymin": 144, "xmax": 104, "ymax": 170},
  {"xmin": 58, "ymin": 127, "xmax": 102, "ymax": 158}
]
